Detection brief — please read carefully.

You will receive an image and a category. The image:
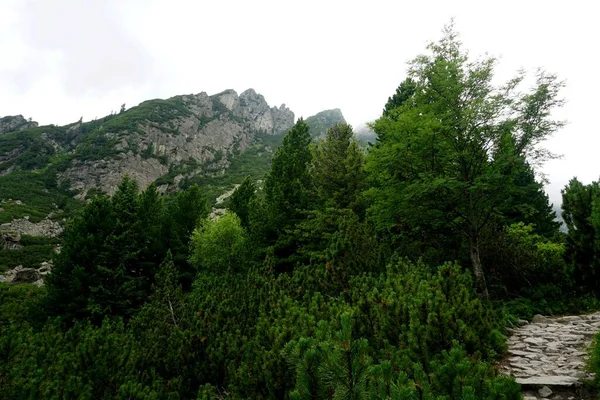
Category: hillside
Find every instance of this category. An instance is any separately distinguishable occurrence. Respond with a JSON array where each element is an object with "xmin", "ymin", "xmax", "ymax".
[
  {"xmin": 304, "ymin": 108, "xmax": 346, "ymax": 137},
  {"xmin": 0, "ymin": 89, "xmax": 349, "ymax": 211},
  {"xmin": 0, "ymin": 89, "xmax": 347, "ymax": 272}
]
